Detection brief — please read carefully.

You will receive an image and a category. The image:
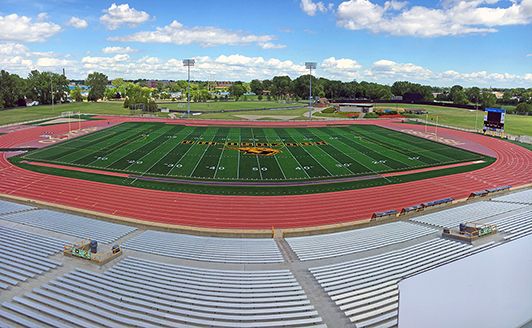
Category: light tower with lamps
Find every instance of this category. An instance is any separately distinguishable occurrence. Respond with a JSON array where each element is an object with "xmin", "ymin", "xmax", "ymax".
[
  {"xmin": 305, "ymin": 62, "xmax": 317, "ymax": 120},
  {"xmin": 182, "ymin": 59, "xmax": 195, "ymax": 118}
]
